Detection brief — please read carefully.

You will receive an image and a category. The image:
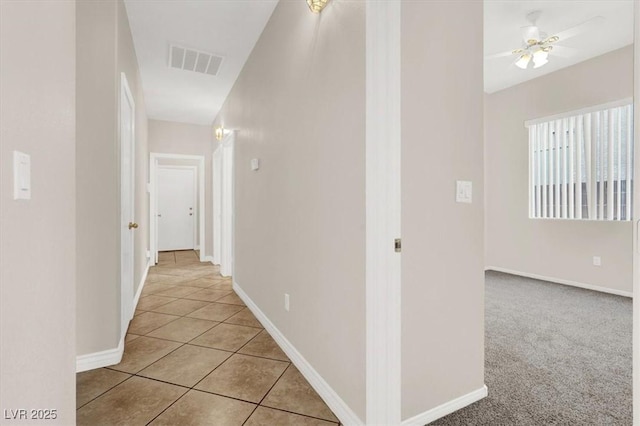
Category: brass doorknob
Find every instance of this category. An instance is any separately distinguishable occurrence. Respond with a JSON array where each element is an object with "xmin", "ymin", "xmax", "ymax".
[{"xmin": 128, "ymin": 222, "xmax": 138, "ymax": 230}]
